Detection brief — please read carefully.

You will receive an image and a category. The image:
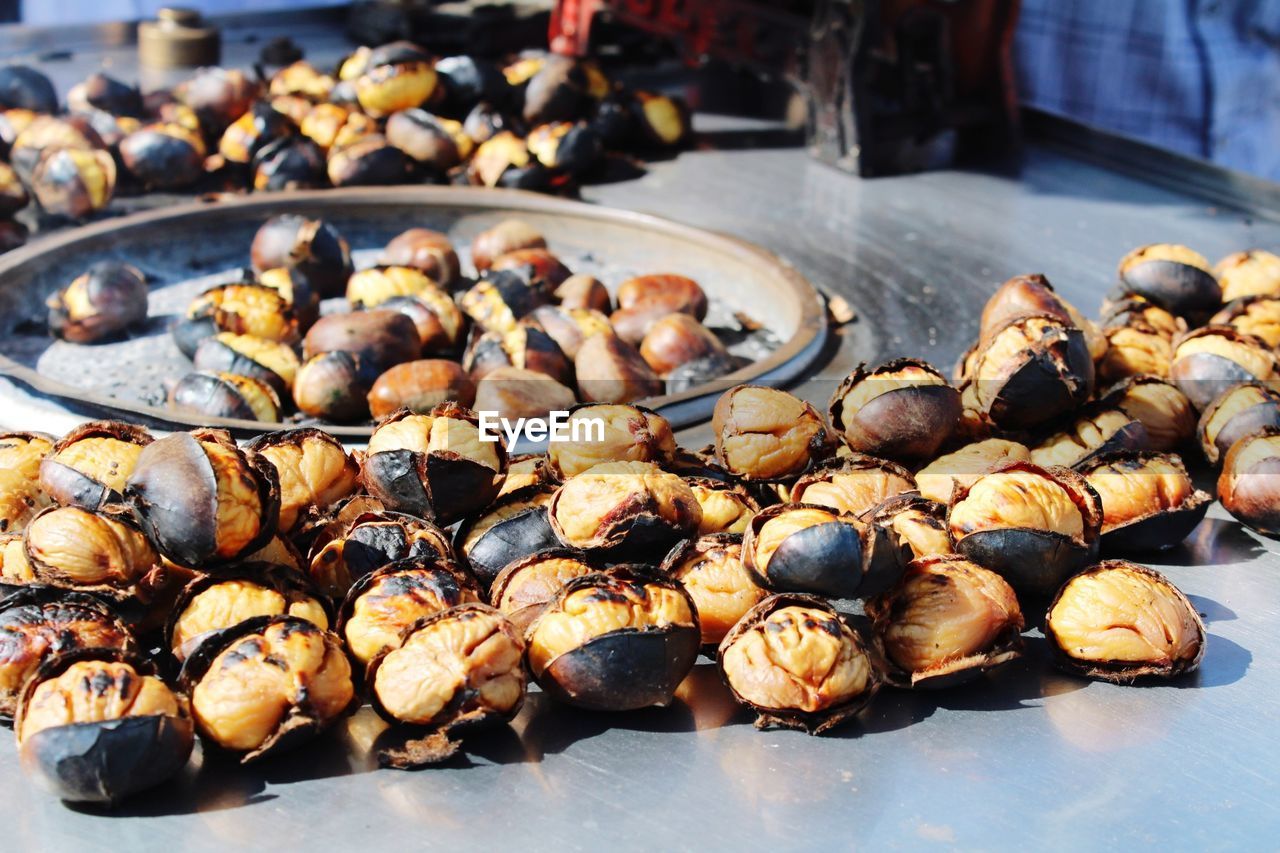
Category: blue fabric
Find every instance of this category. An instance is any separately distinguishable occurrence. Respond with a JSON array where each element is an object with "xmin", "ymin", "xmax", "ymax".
[{"xmin": 1015, "ymin": 0, "xmax": 1280, "ymax": 180}]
